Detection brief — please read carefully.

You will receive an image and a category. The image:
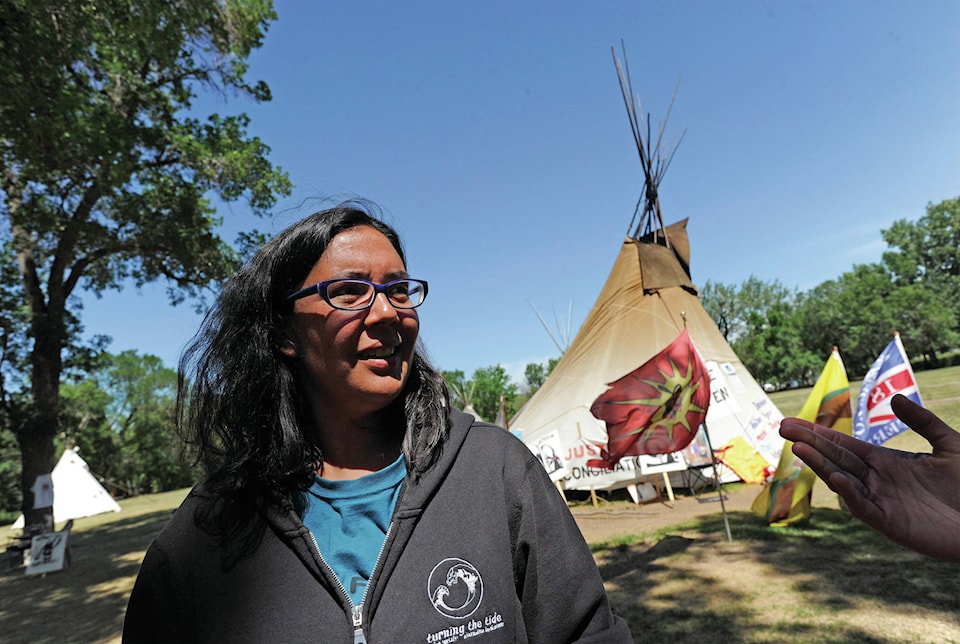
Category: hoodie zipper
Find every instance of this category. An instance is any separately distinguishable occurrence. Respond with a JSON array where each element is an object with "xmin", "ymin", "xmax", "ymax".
[
  {"xmin": 351, "ymin": 605, "xmax": 364, "ymax": 644},
  {"xmin": 306, "ymin": 522, "xmax": 395, "ymax": 644}
]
